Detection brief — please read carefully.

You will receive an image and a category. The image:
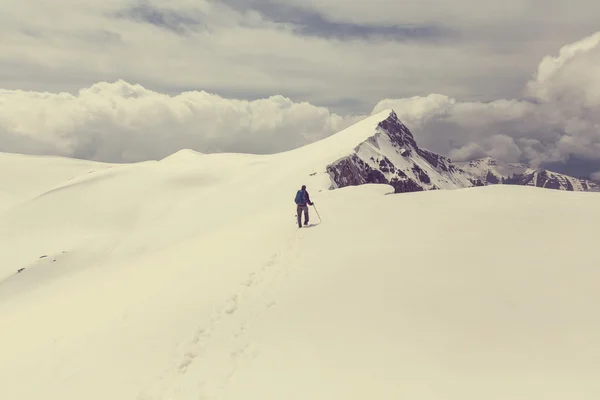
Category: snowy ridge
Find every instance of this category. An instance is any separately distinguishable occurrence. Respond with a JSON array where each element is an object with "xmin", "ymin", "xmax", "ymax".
[
  {"xmin": 457, "ymin": 156, "xmax": 600, "ymax": 191},
  {"xmin": 0, "ymin": 152, "xmax": 119, "ymax": 213}
]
